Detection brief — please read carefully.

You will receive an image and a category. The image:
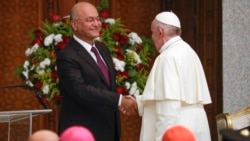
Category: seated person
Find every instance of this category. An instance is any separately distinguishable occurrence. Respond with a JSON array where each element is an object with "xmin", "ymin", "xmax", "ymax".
[{"xmin": 28, "ymin": 129, "xmax": 59, "ymax": 141}]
